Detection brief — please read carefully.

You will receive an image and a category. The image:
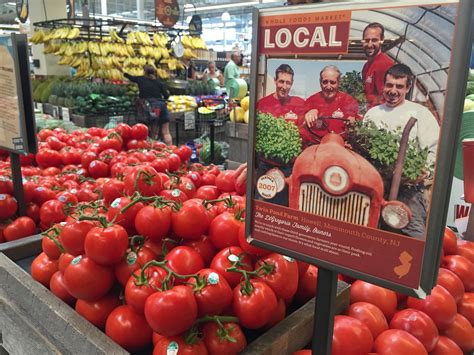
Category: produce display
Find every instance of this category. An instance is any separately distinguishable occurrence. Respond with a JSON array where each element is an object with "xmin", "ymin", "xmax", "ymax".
[
  {"xmin": 30, "ymin": 26, "xmax": 207, "ymax": 81},
  {"xmin": 256, "ymin": 112, "xmax": 302, "ymax": 164},
  {"xmin": 230, "ymin": 96, "xmax": 250, "ymax": 123},
  {"xmin": 167, "ymin": 95, "xmax": 198, "ymax": 113}
]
